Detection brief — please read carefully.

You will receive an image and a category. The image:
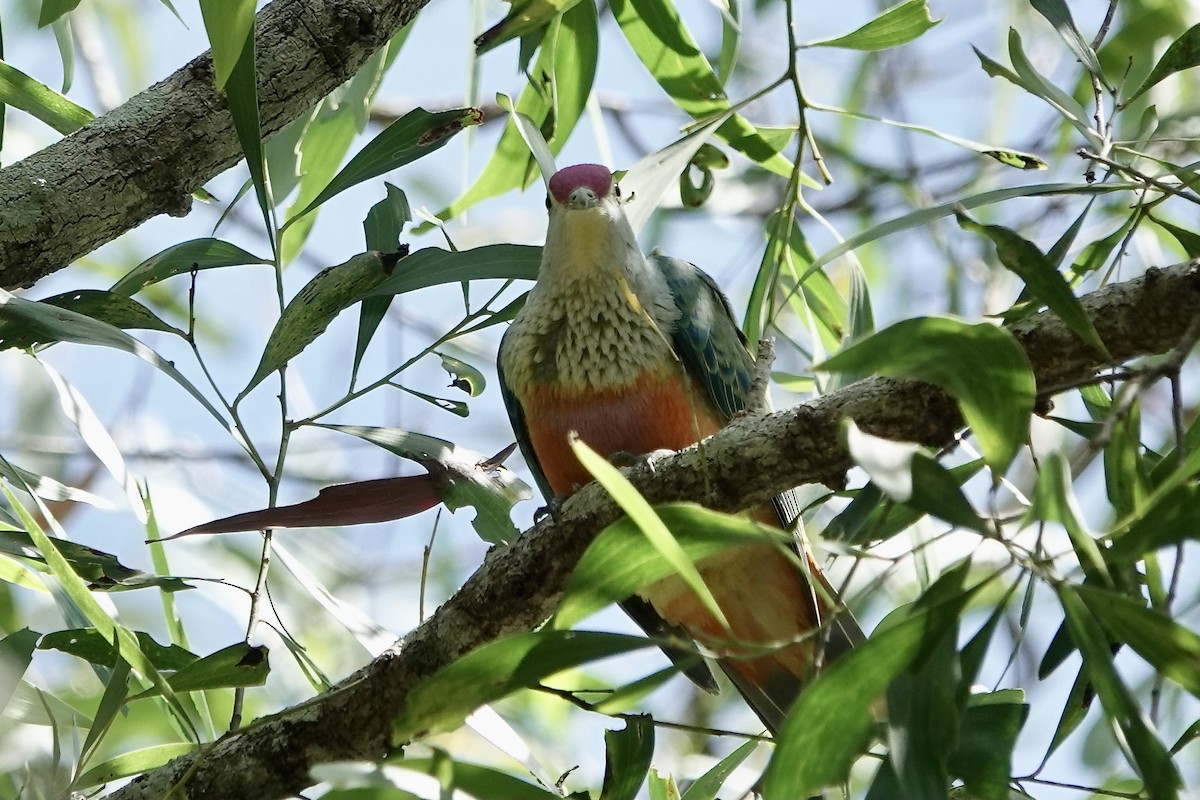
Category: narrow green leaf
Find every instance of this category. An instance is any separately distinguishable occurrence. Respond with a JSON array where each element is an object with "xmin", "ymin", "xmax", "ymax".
[
  {"xmin": 554, "ymin": 503, "xmax": 785, "ymax": 629},
  {"xmin": 131, "ymin": 643, "xmax": 268, "ymax": 698},
  {"xmin": 0, "ymin": 628, "xmax": 39, "ymax": 716},
  {"xmin": 763, "ymin": 569, "xmax": 982, "ymax": 797},
  {"xmin": 0, "ymin": 58, "xmax": 93, "ymax": 134},
  {"xmin": 0, "ymin": 458, "xmax": 109, "ymax": 508},
  {"xmin": 439, "ymin": 4, "xmax": 597, "ymax": 221},
  {"xmin": 0, "ymin": 291, "xmax": 184, "ymax": 348},
  {"xmin": 77, "ymin": 633, "xmax": 133, "ymax": 768},
  {"xmin": 715, "ymin": 0, "xmax": 740, "ymax": 86},
  {"xmin": 958, "ymin": 215, "xmax": 1108, "ymax": 356},
  {"xmin": 1025, "ymin": 452, "xmax": 1109, "ymax": 583},
  {"xmin": 288, "ymin": 106, "xmax": 482, "ymax": 227},
  {"xmin": 50, "ymin": 17, "xmax": 74, "ymax": 93},
  {"xmin": 908, "ymin": 453, "xmax": 988, "ymax": 534},
  {"xmin": 353, "ymin": 184, "xmax": 412, "ymax": 383},
  {"xmin": 393, "ymin": 755, "xmax": 563, "ymax": 800},
  {"xmin": 610, "ymin": 0, "xmax": 793, "ymax": 176},
  {"xmin": 802, "ymin": 0, "xmax": 940, "ymax": 51},
  {"xmin": 1129, "ymin": 22, "xmax": 1200, "ymax": 103},
  {"xmin": 948, "ymin": 692, "xmax": 1029, "ymax": 800},
  {"xmin": 392, "ymin": 630, "xmax": 653, "ymax": 742},
  {"xmin": 475, "ymin": 0, "xmax": 584, "ymax": 54},
  {"xmin": 74, "ymin": 743, "xmax": 196, "ymax": 789},
  {"xmin": 1029, "ymin": 0, "xmax": 1104, "ymax": 80},
  {"xmin": 399, "ymin": 385, "xmax": 469, "ymax": 417},
  {"xmin": 570, "ymin": 438, "xmax": 730, "ymax": 631},
  {"xmin": 240, "ymin": 252, "xmax": 395, "ymax": 398},
  {"xmin": 1059, "ymin": 586, "xmax": 1181, "ymax": 795},
  {"xmin": 680, "ymin": 739, "xmax": 759, "ymax": 800},
  {"xmin": 0, "ymin": 289, "xmax": 227, "ymax": 427},
  {"xmin": 38, "ymin": 628, "xmax": 196, "ymax": 670},
  {"xmin": 801, "ymin": 181, "xmax": 1131, "ymax": 279},
  {"xmin": 1078, "ymin": 585, "xmax": 1200, "ymax": 699},
  {"xmin": 110, "ymin": 238, "xmax": 271, "ymax": 296},
  {"xmin": 885, "ymin": 622, "xmax": 959, "ymax": 800},
  {"xmin": 38, "ymin": 0, "xmax": 82, "ymax": 27},
  {"xmin": 1149, "ymin": 215, "xmax": 1200, "ymax": 258},
  {"xmin": 197, "ymin": 0, "xmax": 255, "ymax": 91},
  {"xmin": 815, "ymin": 317, "xmax": 1035, "ymax": 472},
  {"xmin": 1109, "ymin": 485, "xmax": 1200, "ymax": 562},
  {"xmin": 222, "ymin": 31, "xmax": 275, "ymax": 242},
  {"xmin": 367, "ymin": 244, "xmax": 541, "ymax": 297},
  {"xmin": 600, "ymin": 716, "xmax": 654, "ymax": 800}
]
